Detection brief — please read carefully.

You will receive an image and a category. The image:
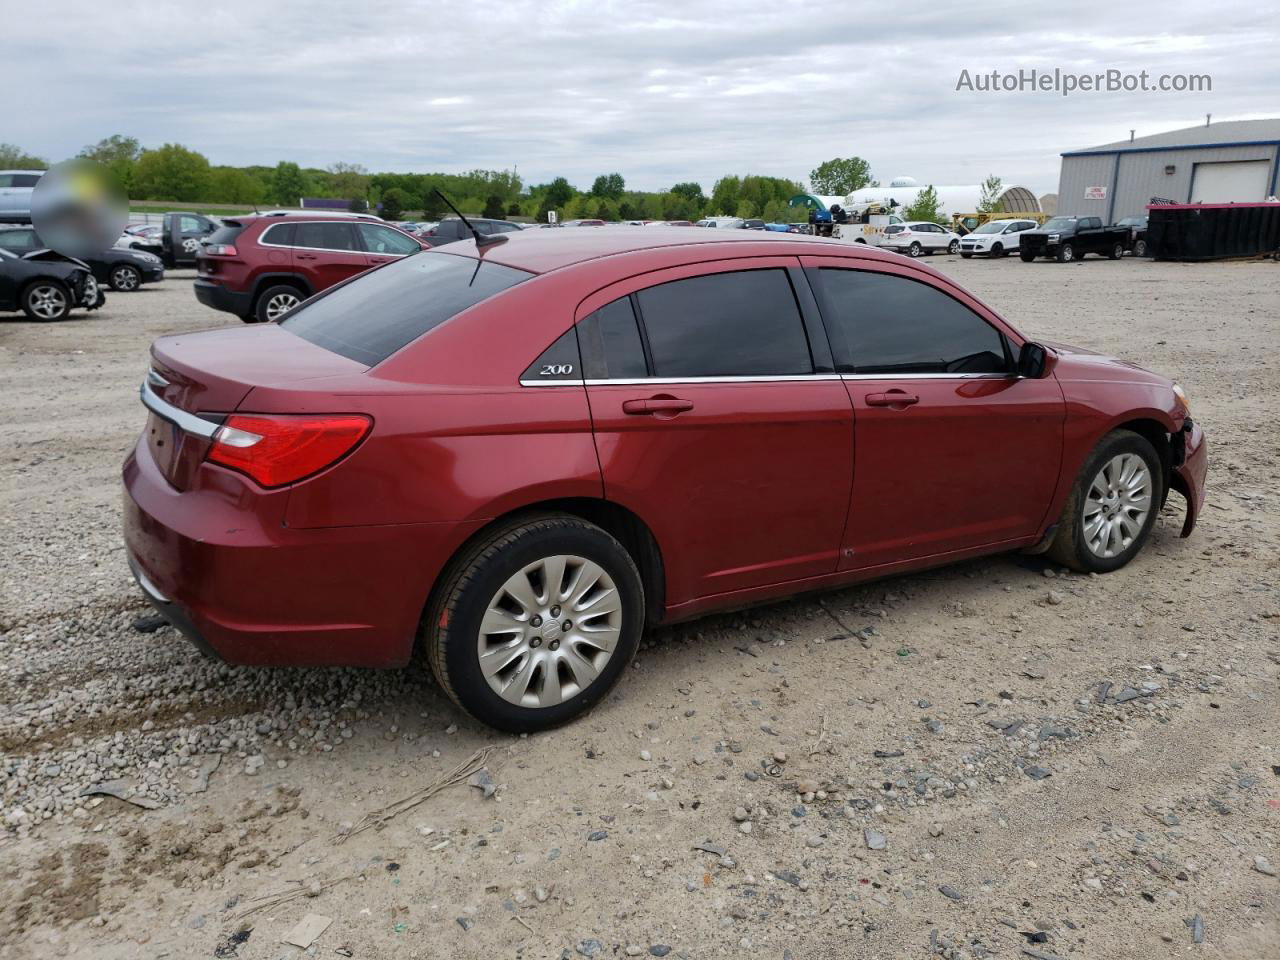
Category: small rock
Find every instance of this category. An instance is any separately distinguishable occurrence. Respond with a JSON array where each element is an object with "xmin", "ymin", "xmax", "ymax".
[
  {"xmin": 938, "ymin": 884, "xmax": 965, "ymax": 901},
  {"xmin": 1254, "ymin": 855, "xmax": 1276, "ymax": 877},
  {"xmin": 576, "ymin": 938, "xmax": 604, "ymax": 957},
  {"xmin": 639, "ymin": 750, "xmax": 652, "ymax": 762},
  {"xmin": 733, "ymin": 806, "xmax": 749, "ymax": 822},
  {"xmin": 649, "ymin": 947, "xmax": 673, "ymax": 957},
  {"xmin": 588, "ymin": 830, "xmax": 608, "ymax": 842},
  {"xmin": 739, "ymin": 821, "xmax": 753, "ymax": 835},
  {"xmin": 456, "ymin": 917, "xmax": 474, "ymax": 932},
  {"xmin": 1045, "ymin": 590, "xmax": 1064, "ymax": 605},
  {"xmin": 864, "ymin": 829, "xmax": 887, "ymax": 850}
]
